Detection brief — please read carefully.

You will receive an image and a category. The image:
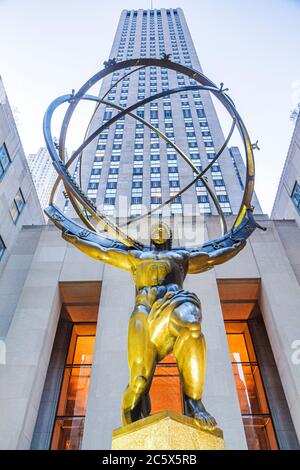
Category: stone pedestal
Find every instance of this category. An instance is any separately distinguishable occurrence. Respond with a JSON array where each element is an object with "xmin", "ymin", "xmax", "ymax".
[{"xmin": 112, "ymin": 410, "xmax": 224, "ymax": 450}]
